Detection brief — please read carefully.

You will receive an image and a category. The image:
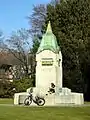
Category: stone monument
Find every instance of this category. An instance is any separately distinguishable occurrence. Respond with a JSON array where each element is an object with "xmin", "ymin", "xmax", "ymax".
[{"xmin": 14, "ymin": 21, "xmax": 84, "ymax": 105}]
